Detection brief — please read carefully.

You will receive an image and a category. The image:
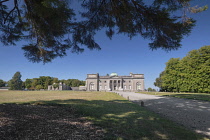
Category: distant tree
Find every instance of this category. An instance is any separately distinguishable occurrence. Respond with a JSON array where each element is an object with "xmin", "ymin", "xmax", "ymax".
[
  {"xmin": 147, "ymin": 87, "xmax": 156, "ymax": 92},
  {"xmin": 52, "ymin": 78, "xmax": 59, "ymax": 84},
  {"xmin": 44, "ymin": 77, "xmax": 53, "ymax": 89},
  {"xmin": 35, "ymin": 85, "xmax": 43, "ymax": 90},
  {"xmin": 0, "ymin": 79, "xmax": 6, "ymax": 87},
  {"xmin": 154, "ymin": 71, "xmax": 166, "ymax": 91},
  {"xmin": 31, "ymin": 79, "xmax": 38, "ymax": 89},
  {"xmin": 9, "ymin": 71, "xmax": 23, "ymax": 90},
  {"xmin": 0, "ymin": 0, "xmax": 207, "ymax": 63},
  {"xmin": 25, "ymin": 79, "xmax": 32, "ymax": 89},
  {"xmin": 22, "ymin": 81, "xmax": 25, "ymax": 89},
  {"xmin": 53, "ymin": 83, "xmax": 59, "ymax": 89},
  {"xmin": 147, "ymin": 87, "xmax": 153, "ymax": 92},
  {"xmin": 80, "ymin": 81, "xmax": 86, "ymax": 86}
]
